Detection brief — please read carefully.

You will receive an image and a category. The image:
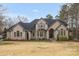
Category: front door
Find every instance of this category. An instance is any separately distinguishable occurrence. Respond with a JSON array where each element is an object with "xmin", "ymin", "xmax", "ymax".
[{"xmin": 49, "ymin": 29, "xmax": 54, "ymax": 38}]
